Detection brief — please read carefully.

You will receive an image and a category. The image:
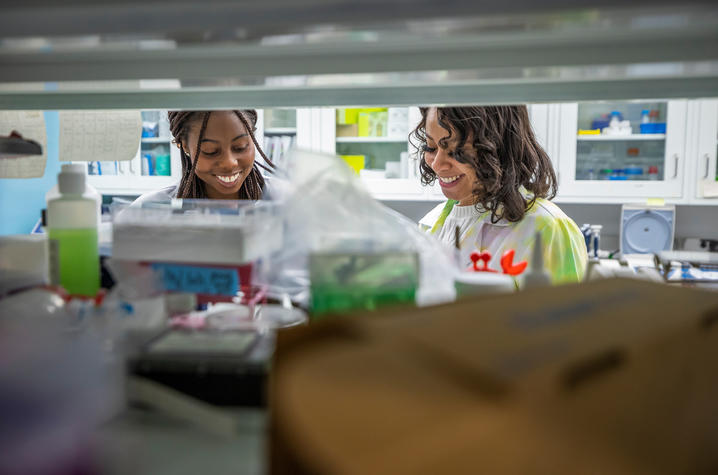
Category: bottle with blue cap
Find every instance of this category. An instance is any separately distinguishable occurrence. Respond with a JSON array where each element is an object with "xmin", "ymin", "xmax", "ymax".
[{"xmin": 641, "ymin": 110, "xmax": 651, "ymax": 124}]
